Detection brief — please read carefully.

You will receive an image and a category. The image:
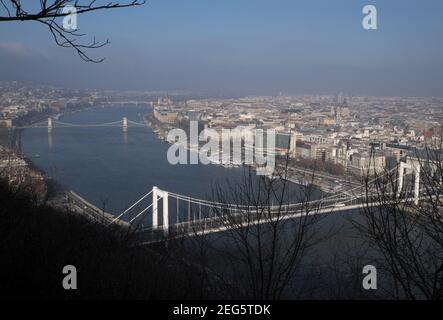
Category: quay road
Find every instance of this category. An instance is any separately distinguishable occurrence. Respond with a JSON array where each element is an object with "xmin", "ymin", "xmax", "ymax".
[
  {"xmin": 282, "ymin": 165, "xmax": 362, "ymax": 195},
  {"xmin": 49, "ymin": 190, "xmax": 129, "ymax": 228}
]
